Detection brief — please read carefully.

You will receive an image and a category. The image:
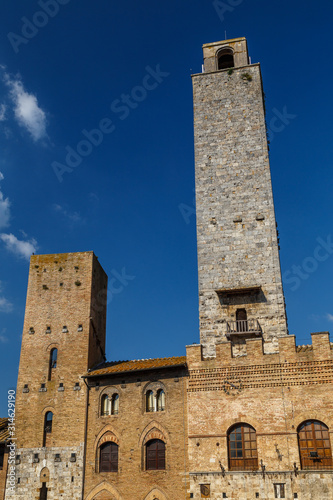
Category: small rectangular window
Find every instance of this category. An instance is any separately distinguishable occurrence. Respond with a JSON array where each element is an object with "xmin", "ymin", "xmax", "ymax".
[{"xmin": 274, "ymin": 484, "xmax": 285, "ymax": 499}]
